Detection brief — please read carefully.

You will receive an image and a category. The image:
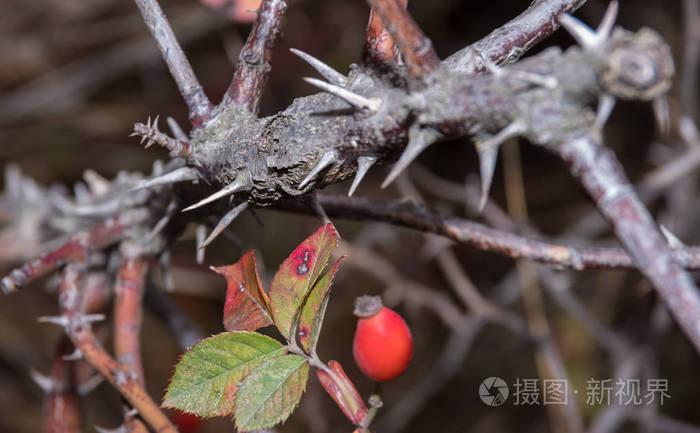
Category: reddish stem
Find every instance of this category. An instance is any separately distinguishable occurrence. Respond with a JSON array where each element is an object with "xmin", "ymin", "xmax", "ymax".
[
  {"xmin": 365, "ymin": 0, "xmax": 440, "ymax": 77},
  {"xmin": 1, "ymin": 214, "xmax": 135, "ymax": 294},
  {"xmin": 362, "ymin": 0, "xmax": 408, "ymax": 66},
  {"xmin": 223, "ymin": 0, "xmax": 287, "ymax": 114},
  {"xmin": 114, "ymin": 258, "xmax": 147, "ymax": 384},
  {"xmin": 44, "ymin": 338, "xmax": 82, "ymax": 433},
  {"xmin": 114, "ymin": 257, "xmax": 149, "ymax": 432},
  {"xmin": 58, "ymin": 266, "xmax": 178, "ymax": 433}
]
